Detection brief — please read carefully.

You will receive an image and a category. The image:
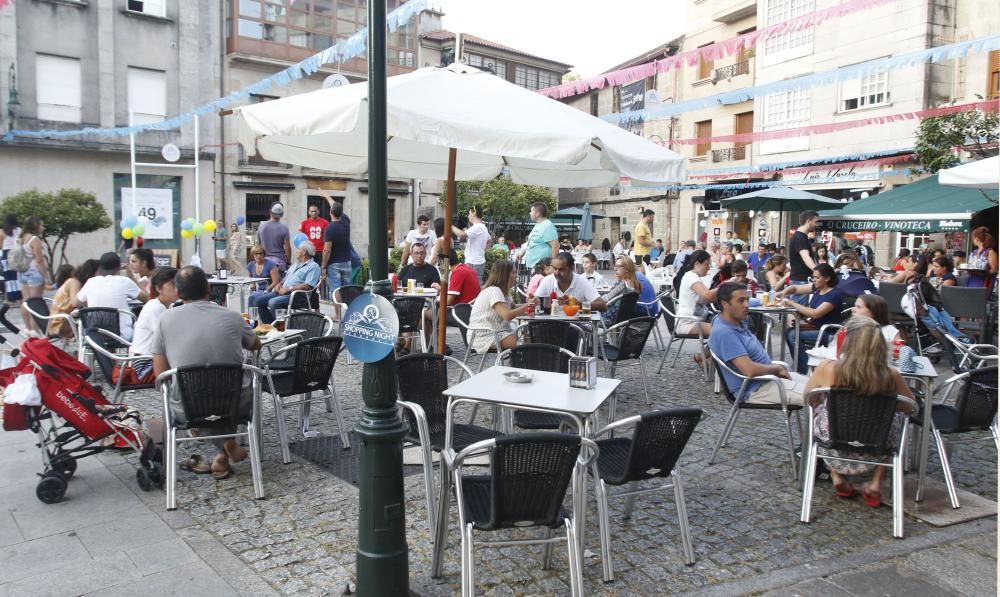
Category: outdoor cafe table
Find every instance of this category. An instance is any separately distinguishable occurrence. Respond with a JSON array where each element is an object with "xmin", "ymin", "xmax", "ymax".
[
  {"xmin": 431, "ymin": 366, "xmax": 621, "ymax": 576},
  {"xmin": 513, "ymin": 311, "xmax": 603, "ymax": 358},
  {"xmin": 805, "ymin": 350, "xmax": 939, "ymax": 505},
  {"xmin": 750, "ymin": 304, "xmax": 802, "ymax": 372},
  {"xmin": 209, "ymin": 276, "xmax": 268, "ymax": 312}
]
